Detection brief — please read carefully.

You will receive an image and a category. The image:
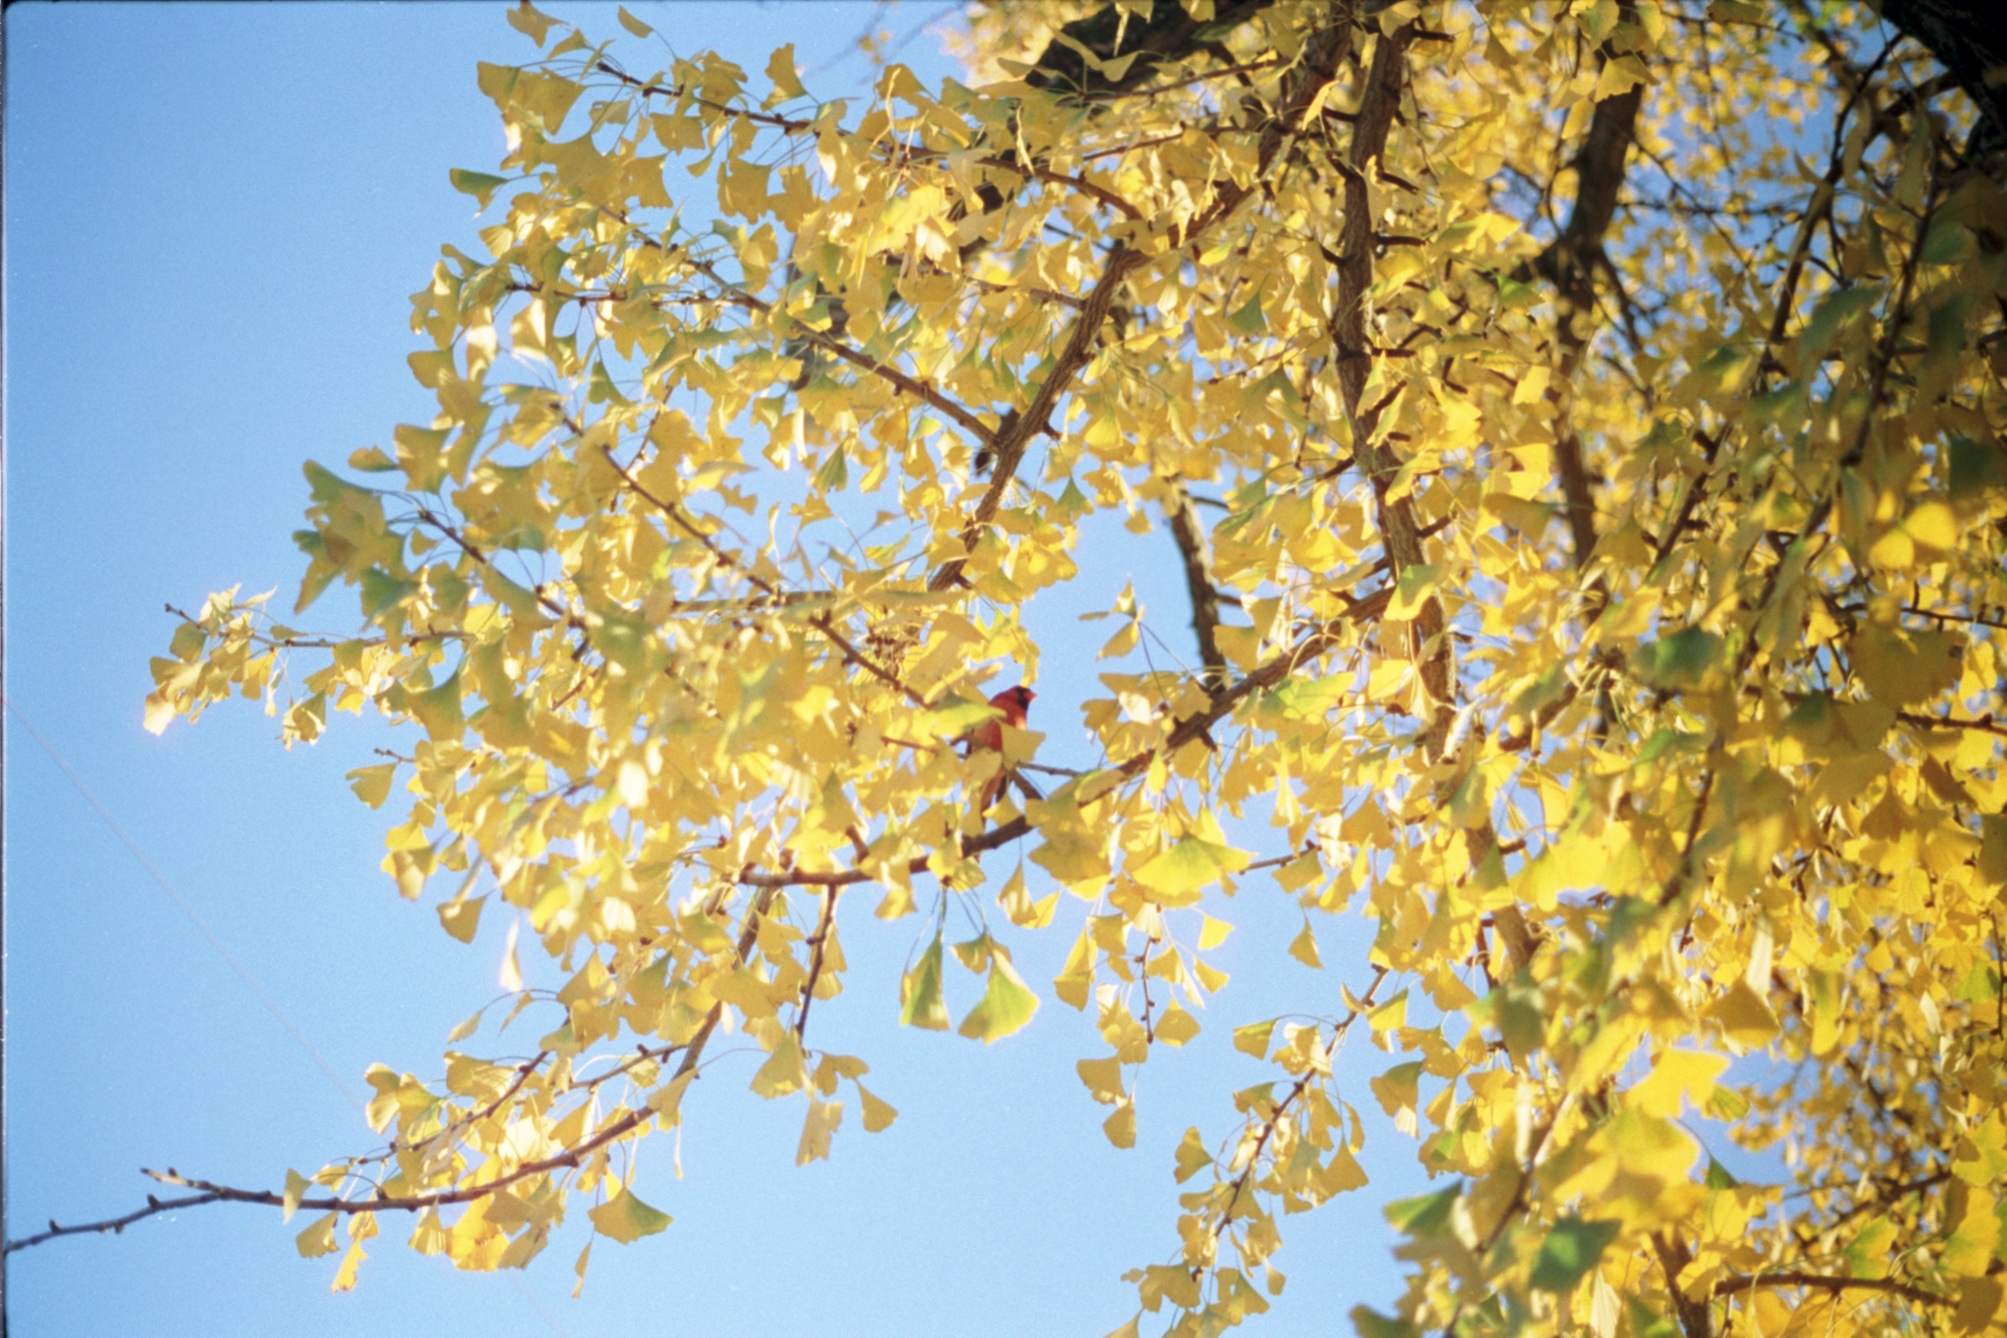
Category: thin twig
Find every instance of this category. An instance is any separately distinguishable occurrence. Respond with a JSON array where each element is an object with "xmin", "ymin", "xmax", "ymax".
[
  {"xmin": 10, "ymin": 889, "xmax": 783, "ymax": 1249},
  {"xmin": 1712, "ymin": 1271, "xmax": 1950, "ymax": 1307},
  {"xmin": 2, "ymin": 1194, "xmax": 233, "ymax": 1254}
]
